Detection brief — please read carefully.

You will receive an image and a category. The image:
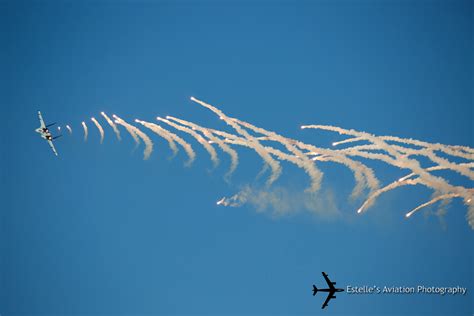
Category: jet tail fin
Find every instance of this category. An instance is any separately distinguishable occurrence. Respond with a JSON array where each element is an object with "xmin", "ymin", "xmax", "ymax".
[
  {"xmin": 312, "ymin": 285, "xmax": 318, "ymax": 296},
  {"xmin": 53, "ymin": 134, "xmax": 62, "ymax": 140},
  {"xmin": 46, "ymin": 122, "xmax": 56, "ymax": 127}
]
